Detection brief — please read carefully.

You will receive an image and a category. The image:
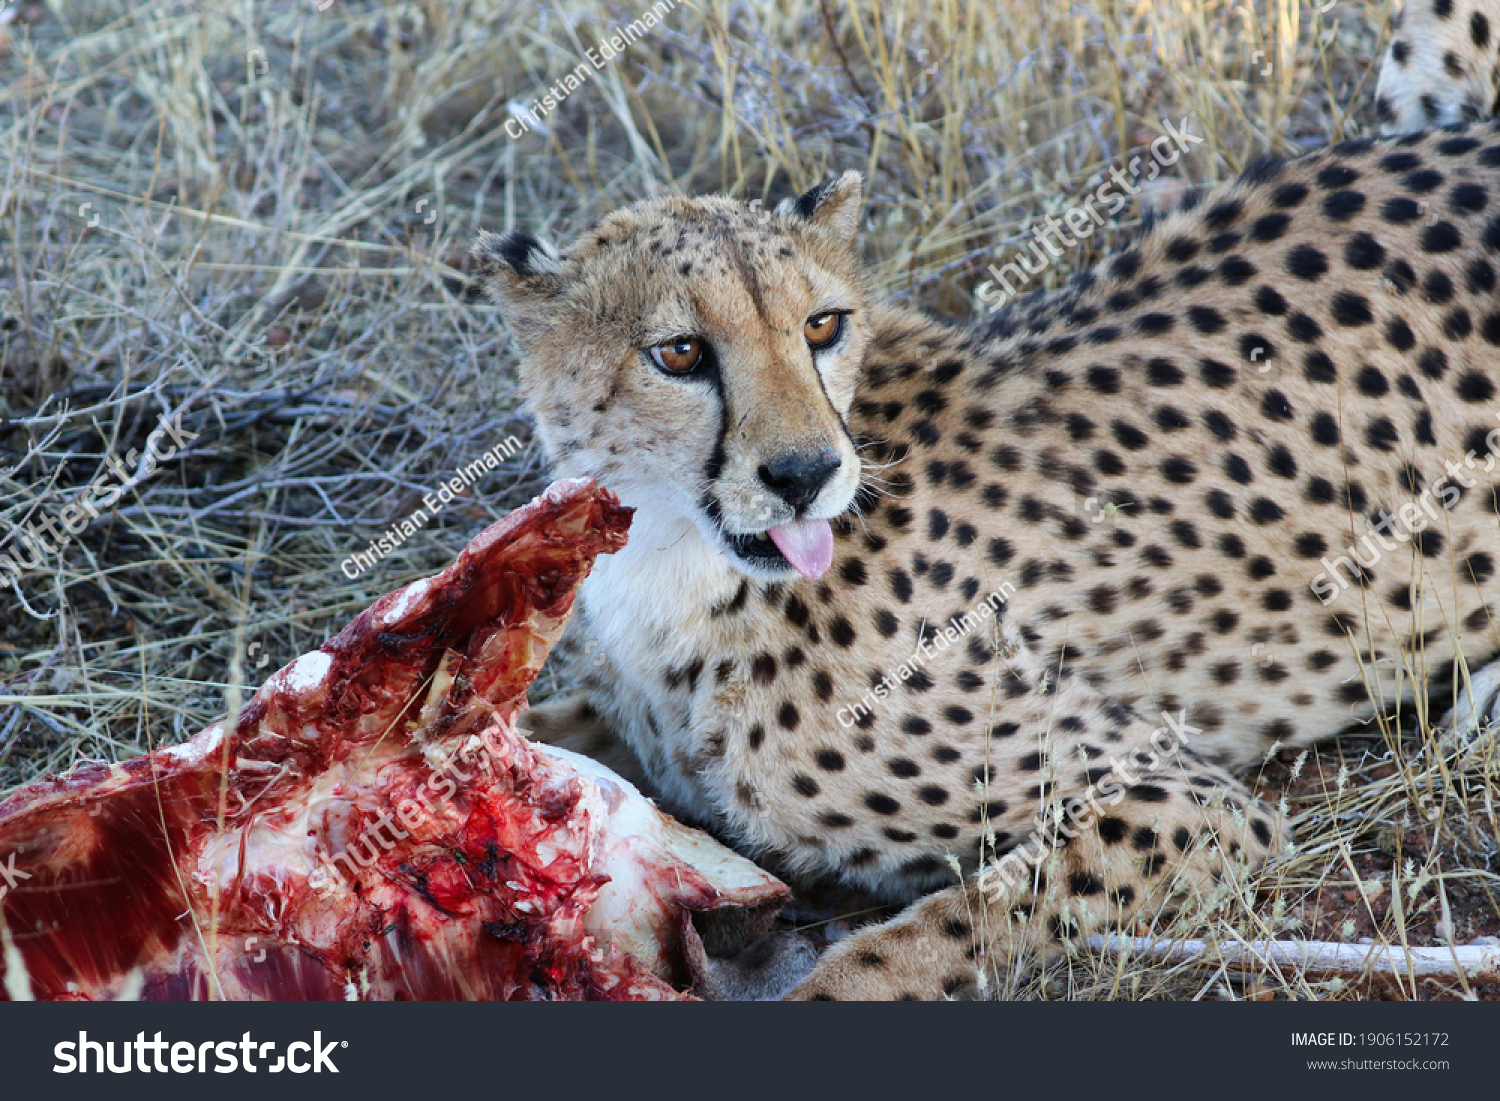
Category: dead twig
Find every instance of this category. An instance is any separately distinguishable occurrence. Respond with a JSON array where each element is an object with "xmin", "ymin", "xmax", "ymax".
[{"xmin": 1087, "ymin": 935, "xmax": 1500, "ymax": 986}]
